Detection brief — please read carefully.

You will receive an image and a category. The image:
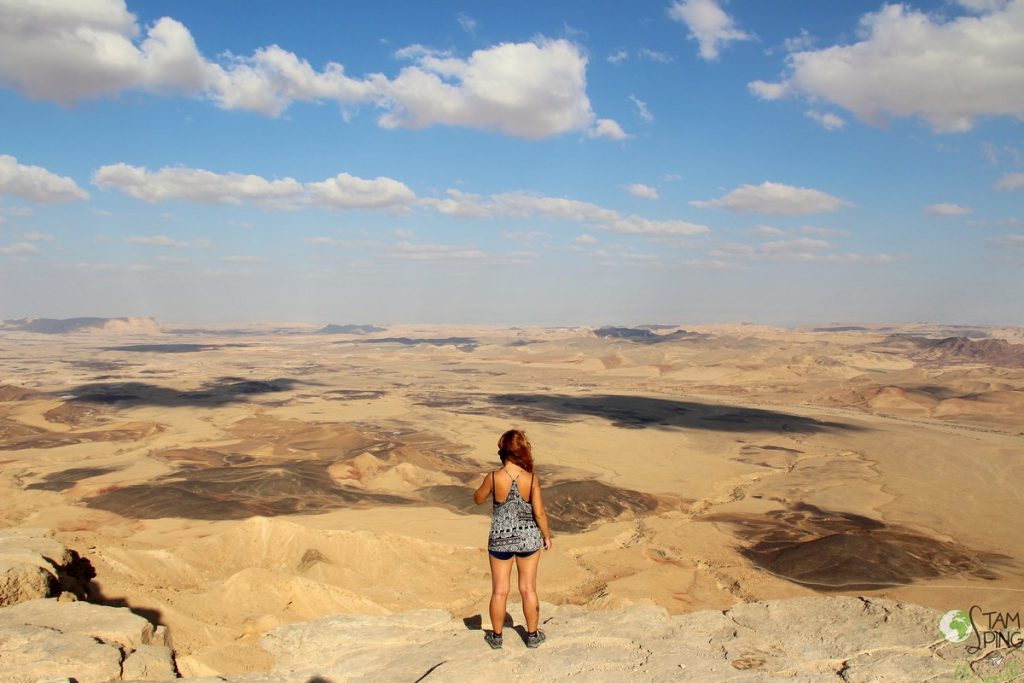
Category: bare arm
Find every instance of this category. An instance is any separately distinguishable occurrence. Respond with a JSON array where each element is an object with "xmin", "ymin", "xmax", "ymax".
[
  {"xmin": 473, "ymin": 472, "xmax": 493, "ymax": 505},
  {"xmin": 531, "ymin": 475, "xmax": 553, "ymax": 550}
]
